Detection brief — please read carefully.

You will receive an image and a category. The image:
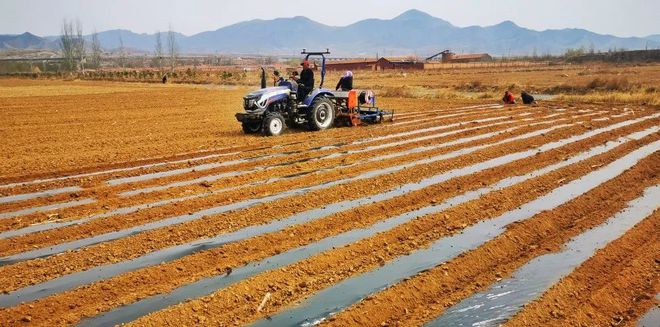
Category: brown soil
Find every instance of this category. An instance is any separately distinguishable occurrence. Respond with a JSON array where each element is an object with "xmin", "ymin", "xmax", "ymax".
[
  {"xmin": 324, "ymin": 157, "xmax": 659, "ymax": 327},
  {"xmin": 0, "ymin": 108, "xmax": 596, "ymax": 251},
  {"xmin": 0, "ymin": 104, "xmax": 532, "ymax": 224},
  {"xmin": 0, "ymin": 77, "xmax": 657, "ymax": 327},
  {"xmin": 1, "ymin": 112, "xmax": 649, "ymax": 294},
  {"xmin": 129, "ymin": 153, "xmax": 659, "ymax": 327},
  {"xmin": 505, "ymin": 212, "xmax": 659, "ymax": 327}
]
